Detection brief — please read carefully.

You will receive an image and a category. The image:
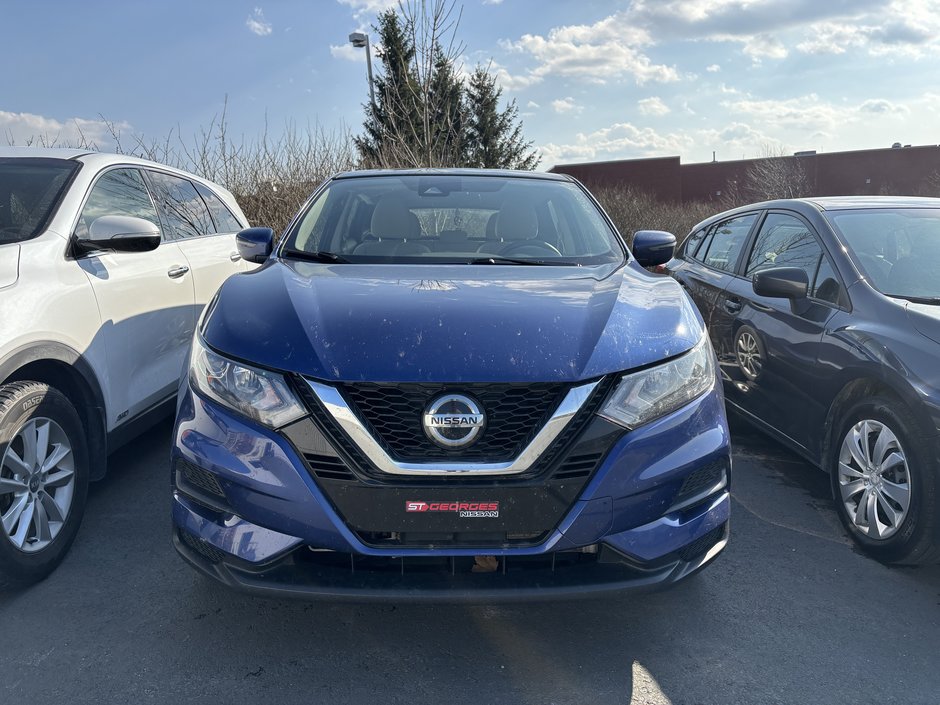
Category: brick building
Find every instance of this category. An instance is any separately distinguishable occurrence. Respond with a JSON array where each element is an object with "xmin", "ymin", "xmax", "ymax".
[{"xmin": 550, "ymin": 144, "xmax": 940, "ymax": 203}]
